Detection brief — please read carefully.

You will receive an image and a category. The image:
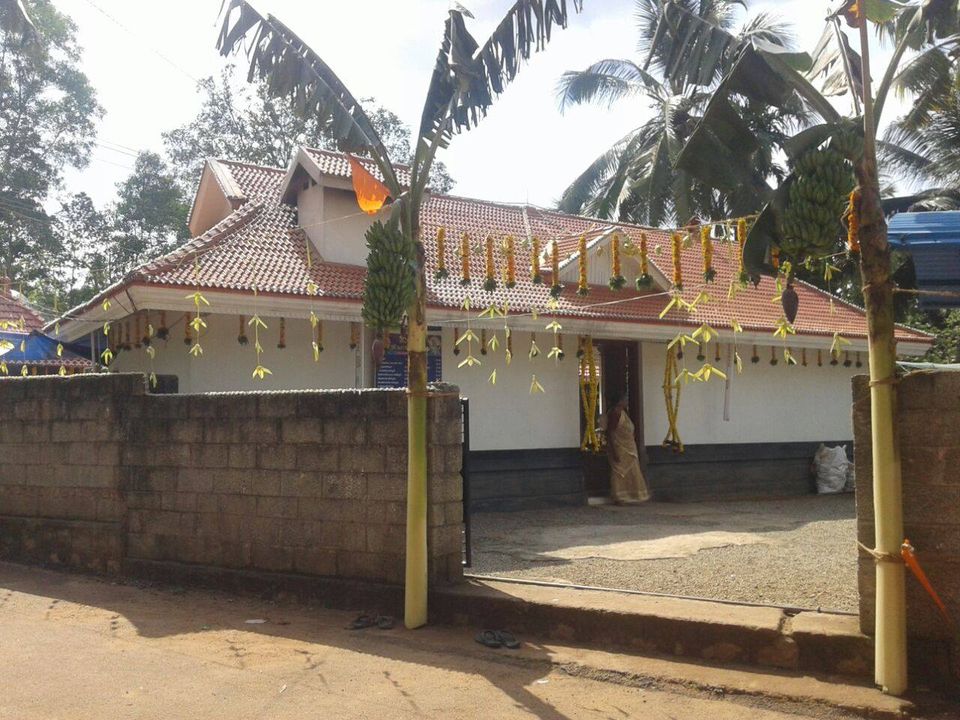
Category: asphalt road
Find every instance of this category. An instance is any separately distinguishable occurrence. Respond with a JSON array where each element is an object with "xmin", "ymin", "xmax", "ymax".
[{"xmin": 0, "ymin": 561, "xmax": 881, "ymax": 720}]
